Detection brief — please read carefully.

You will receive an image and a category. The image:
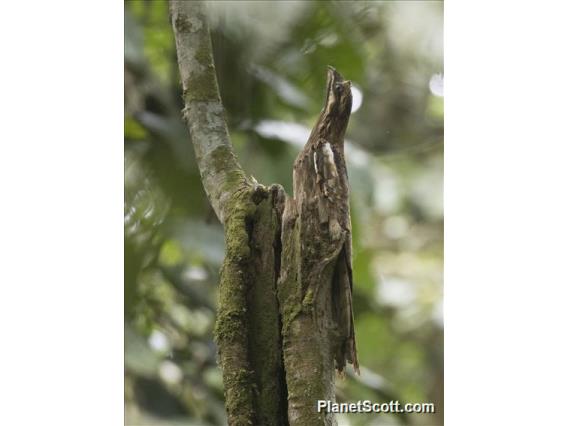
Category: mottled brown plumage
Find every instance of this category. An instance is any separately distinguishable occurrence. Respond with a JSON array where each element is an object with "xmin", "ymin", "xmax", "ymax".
[{"xmin": 292, "ymin": 67, "xmax": 359, "ymax": 374}]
